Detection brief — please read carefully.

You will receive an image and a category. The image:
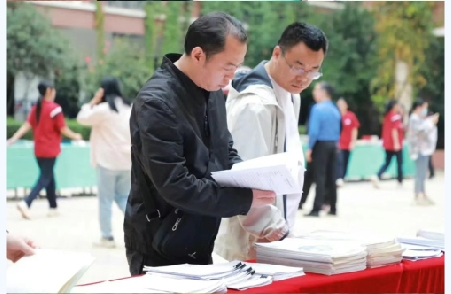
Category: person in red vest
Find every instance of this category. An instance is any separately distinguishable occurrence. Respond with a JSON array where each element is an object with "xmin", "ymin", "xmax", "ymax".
[
  {"xmin": 7, "ymin": 81, "xmax": 82, "ymax": 219},
  {"xmin": 336, "ymin": 98, "xmax": 360, "ymax": 187},
  {"xmin": 371, "ymin": 100, "xmax": 404, "ymax": 188}
]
